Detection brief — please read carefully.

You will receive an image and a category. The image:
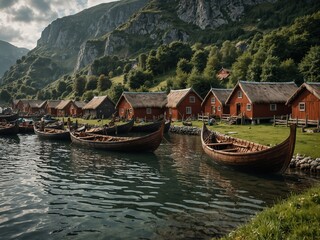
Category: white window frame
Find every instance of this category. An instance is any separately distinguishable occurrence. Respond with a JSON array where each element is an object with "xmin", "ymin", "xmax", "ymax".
[
  {"xmin": 218, "ymin": 106, "xmax": 221, "ymax": 112},
  {"xmin": 186, "ymin": 107, "xmax": 192, "ymax": 114},
  {"xmin": 238, "ymin": 91, "xmax": 242, "ymax": 98},
  {"xmin": 146, "ymin": 108, "xmax": 152, "ymax": 114},
  {"xmin": 246, "ymin": 104, "xmax": 251, "ymax": 111},
  {"xmin": 211, "ymin": 97, "xmax": 215, "ymax": 104},
  {"xmin": 120, "ymin": 108, "xmax": 124, "ymax": 114},
  {"xmin": 299, "ymin": 102, "xmax": 305, "ymax": 112},
  {"xmin": 270, "ymin": 104, "xmax": 277, "ymax": 111},
  {"xmin": 189, "ymin": 96, "xmax": 195, "ymax": 103}
]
